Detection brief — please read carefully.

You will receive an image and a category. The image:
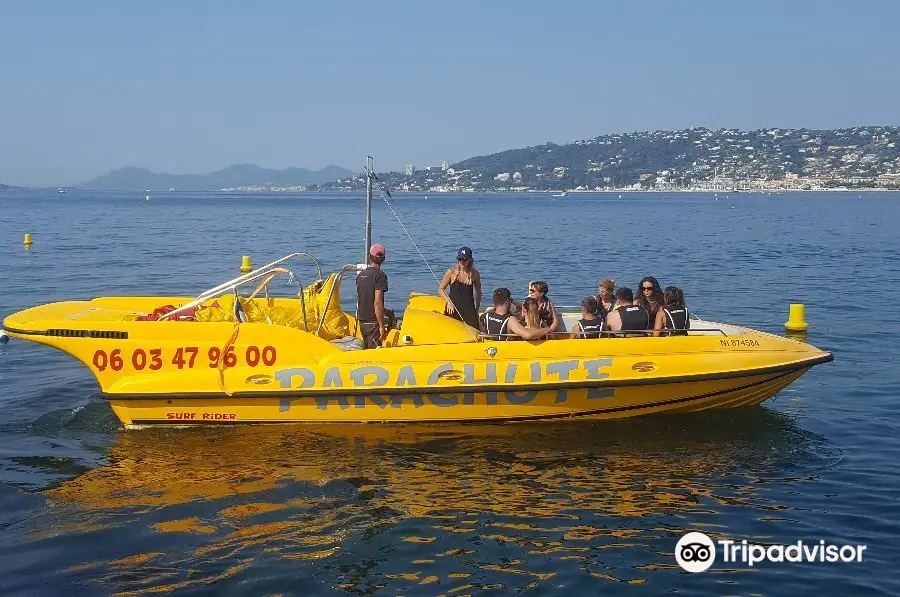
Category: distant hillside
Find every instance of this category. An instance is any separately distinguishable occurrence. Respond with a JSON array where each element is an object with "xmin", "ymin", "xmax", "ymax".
[
  {"xmin": 80, "ymin": 163, "xmax": 354, "ymax": 190},
  {"xmin": 315, "ymin": 125, "xmax": 900, "ymax": 192}
]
